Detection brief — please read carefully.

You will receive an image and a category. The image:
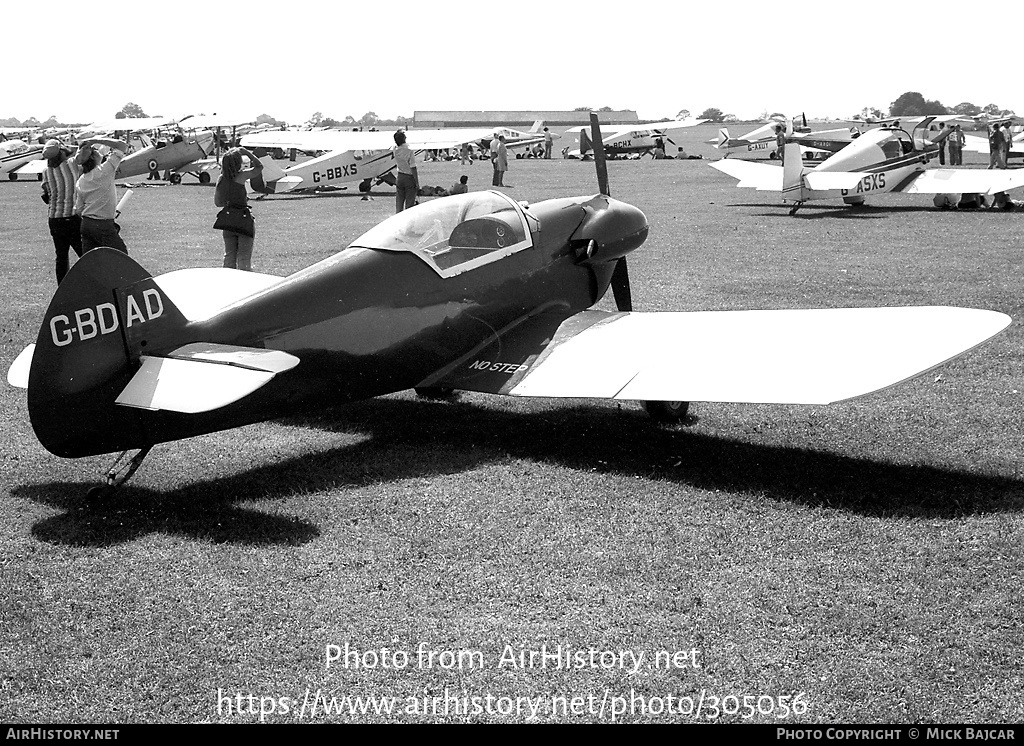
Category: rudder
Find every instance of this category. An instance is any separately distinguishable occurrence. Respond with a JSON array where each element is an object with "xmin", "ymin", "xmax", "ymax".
[{"xmin": 27, "ymin": 248, "xmax": 191, "ymax": 457}]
